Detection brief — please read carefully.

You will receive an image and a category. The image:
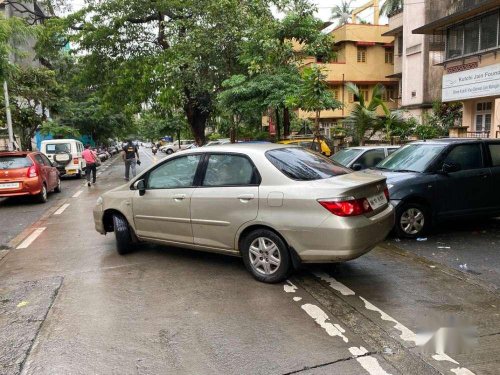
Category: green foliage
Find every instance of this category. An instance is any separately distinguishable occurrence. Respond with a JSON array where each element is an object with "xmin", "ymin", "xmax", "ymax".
[
  {"xmin": 330, "ymin": 0, "xmax": 352, "ymax": 26},
  {"xmin": 380, "ymin": 0, "xmax": 403, "ymax": 17},
  {"xmin": 135, "ymin": 111, "xmax": 187, "ymax": 142},
  {"xmin": 343, "ymin": 82, "xmax": 387, "ymax": 145},
  {"xmin": 426, "ymin": 101, "xmax": 463, "ymax": 135},
  {"xmin": 40, "ymin": 121, "xmax": 80, "ymax": 138}
]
